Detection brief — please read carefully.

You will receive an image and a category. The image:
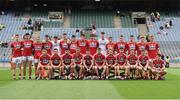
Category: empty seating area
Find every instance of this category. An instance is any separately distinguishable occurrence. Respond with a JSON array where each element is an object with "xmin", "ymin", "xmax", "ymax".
[
  {"xmin": 71, "ymin": 10, "xmax": 114, "ymax": 28},
  {"xmin": 120, "ymin": 14, "xmax": 136, "ymax": 28}
]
